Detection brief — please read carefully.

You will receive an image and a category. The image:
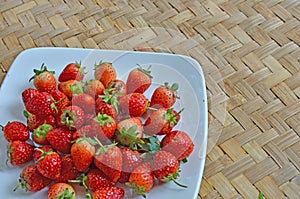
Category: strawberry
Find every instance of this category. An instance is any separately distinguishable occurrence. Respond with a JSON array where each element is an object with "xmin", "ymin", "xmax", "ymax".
[
  {"xmin": 95, "ymin": 89, "xmax": 119, "ymax": 118},
  {"xmin": 71, "ymin": 137, "xmax": 95, "ymax": 172},
  {"xmin": 118, "ymin": 148, "xmax": 142, "ymax": 183},
  {"xmin": 21, "ymin": 88, "xmax": 40, "ymax": 104},
  {"xmin": 126, "ymin": 162, "xmax": 154, "ymax": 197},
  {"xmin": 161, "ymin": 130, "xmax": 194, "ymax": 161},
  {"xmin": 85, "ymin": 168, "xmax": 114, "ymax": 191},
  {"xmin": 109, "ymin": 79, "xmax": 127, "ymax": 96},
  {"xmin": 24, "ymin": 111, "xmax": 56, "ymax": 131},
  {"xmin": 85, "ymin": 79, "xmax": 105, "ymax": 99},
  {"xmin": 1, "ymin": 121, "xmax": 29, "ymax": 142},
  {"xmin": 58, "ymin": 80, "xmax": 83, "ymax": 98},
  {"xmin": 35, "ymin": 149, "xmax": 62, "ymax": 180},
  {"xmin": 143, "ymin": 108, "xmax": 181, "ymax": 136},
  {"xmin": 90, "ymin": 113, "xmax": 117, "ymax": 141},
  {"xmin": 94, "ymin": 62, "xmax": 117, "ymax": 88},
  {"xmin": 50, "ymin": 89, "xmax": 70, "ymax": 113},
  {"xmin": 58, "ymin": 62, "xmax": 85, "ymax": 82},
  {"xmin": 153, "ymin": 150, "xmax": 186, "ymax": 187},
  {"xmin": 150, "ymin": 82, "xmax": 179, "ymax": 109},
  {"xmin": 55, "ymin": 155, "xmax": 79, "ymax": 182},
  {"xmin": 94, "ymin": 143, "xmax": 122, "ymax": 183},
  {"xmin": 46, "ymin": 127, "xmax": 73, "ymax": 154},
  {"xmin": 33, "ymin": 145, "xmax": 54, "ymax": 162},
  {"xmin": 126, "ymin": 65, "xmax": 152, "ymax": 94},
  {"xmin": 48, "ymin": 182, "xmax": 75, "ymax": 199},
  {"xmin": 14, "ymin": 165, "xmax": 52, "ymax": 192},
  {"xmin": 57, "ymin": 105, "xmax": 85, "ymax": 130},
  {"xmin": 25, "ymin": 91, "xmax": 55, "ymax": 116},
  {"xmin": 90, "ymin": 186, "xmax": 124, "ymax": 199},
  {"xmin": 115, "ymin": 117, "xmax": 143, "ymax": 147},
  {"xmin": 29, "ymin": 64, "xmax": 56, "ymax": 93},
  {"xmin": 7, "ymin": 140, "xmax": 34, "ymax": 166},
  {"xmin": 32, "ymin": 123, "xmax": 53, "ymax": 145},
  {"xmin": 84, "ymin": 113, "xmax": 96, "ymax": 125},
  {"xmin": 119, "ymin": 93, "xmax": 148, "ymax": 117},
  {"xmin": 72, "ymin": 93, "xmax": 96, "ymax": 114}
]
